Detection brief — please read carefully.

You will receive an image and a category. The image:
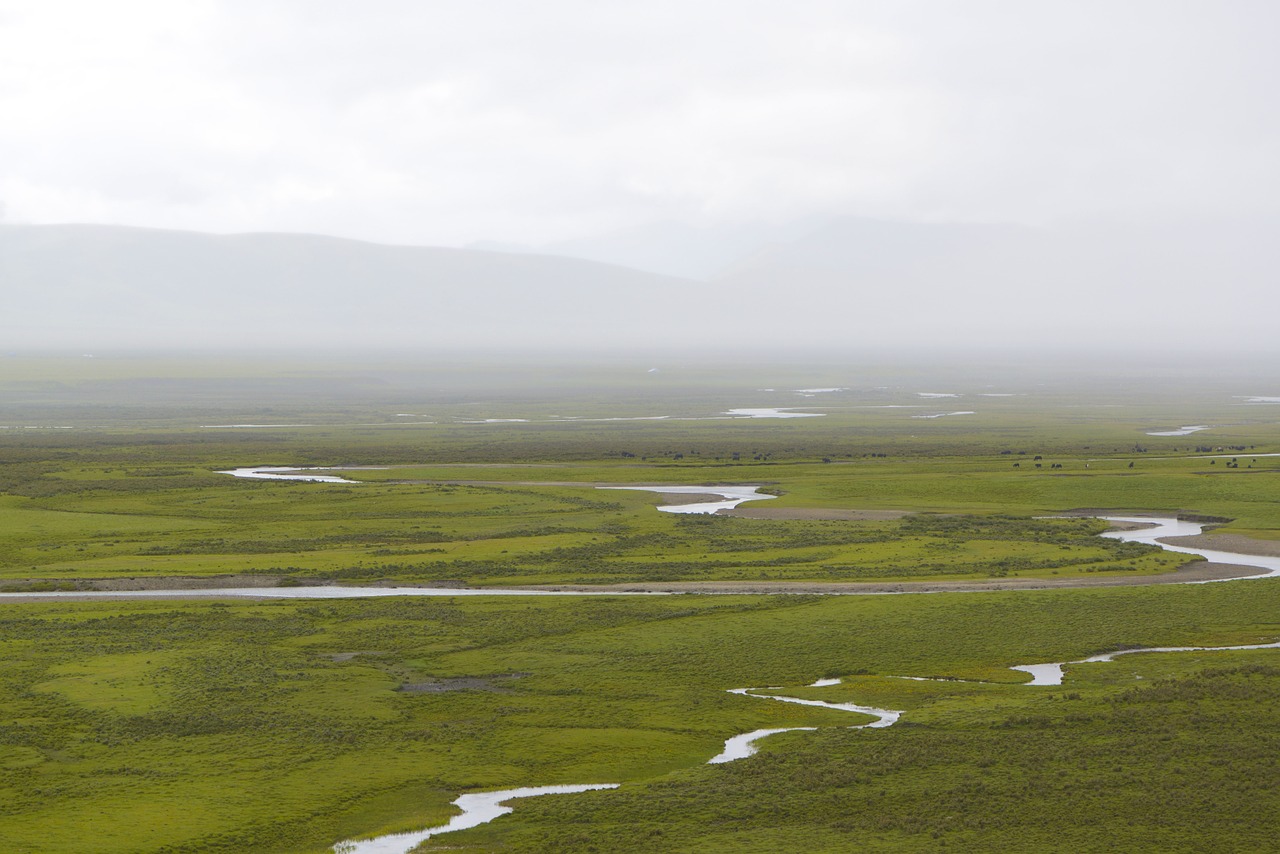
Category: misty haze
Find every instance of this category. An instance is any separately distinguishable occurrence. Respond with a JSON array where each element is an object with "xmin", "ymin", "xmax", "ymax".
[
  {"xmin": 3, "ymin": 1, "xmax": 1279, "ymax": 354},
  {"xmin": 4, "ymin": 214, "xmax": 1277, "ymax": 351},
  {"xmin": 2, "ymin": 3, "xmax": 1279, "ymax": 854}
]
